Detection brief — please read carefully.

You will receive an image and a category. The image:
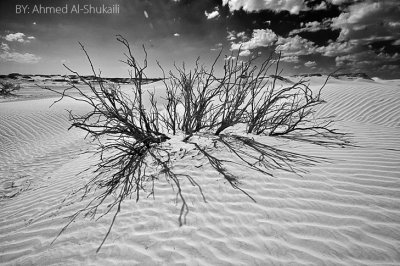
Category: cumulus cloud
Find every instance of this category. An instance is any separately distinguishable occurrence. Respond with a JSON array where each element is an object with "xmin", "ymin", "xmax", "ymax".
[
  {"xmin": 314, "ymin": 1, "xmax": 327, "ymax": 10},
  {"xmin": 276, "ymin": 35, "xmax": 316, "ymax": 56},
  {"xmin": 239, "ymin": 49, "xmax": 251, "ymax": 57},
  {"xmin": 302, "ymin": 21, "xmax": 322, "ymax": 31},
  {"xmin": 304, "ymin": 61, "xmax": 317, "ymax": 67},
  {"xmin": 4, "ymin": 32, "xmax": 36, "ymax": 43},
  {"xmin": 331, "ymin": 0, "xmax": 400, "ymax": 43},
  {"xmin": 5, "ymin": 32, "xmax": 25, "ymax": 42},
  {"xmin": 222, "ymin": 0, "xmax": 308, "ymax": 14},
  {"xmin": 316, "ymin": 0, "xmax": 400, "ymax": 76},
  {"xmin": 222, "ymin": 0, "xmax": 399, "ymax": 77},
  {"xmin": 205, "ymin": 9, "xmax": 219, "ymax": 19},
  {"xmin": 230, "ymin": 29, "xmax": 278, "ymax": 50}
]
